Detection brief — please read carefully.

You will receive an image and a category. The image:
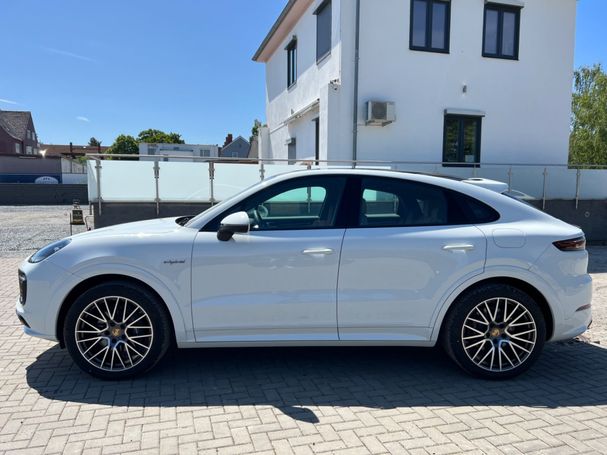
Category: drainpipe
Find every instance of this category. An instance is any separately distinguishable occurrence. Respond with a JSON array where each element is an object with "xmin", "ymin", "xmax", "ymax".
[{"xmin": 352, "ymin": 0, "xmax": 361, "ymax": 166}]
